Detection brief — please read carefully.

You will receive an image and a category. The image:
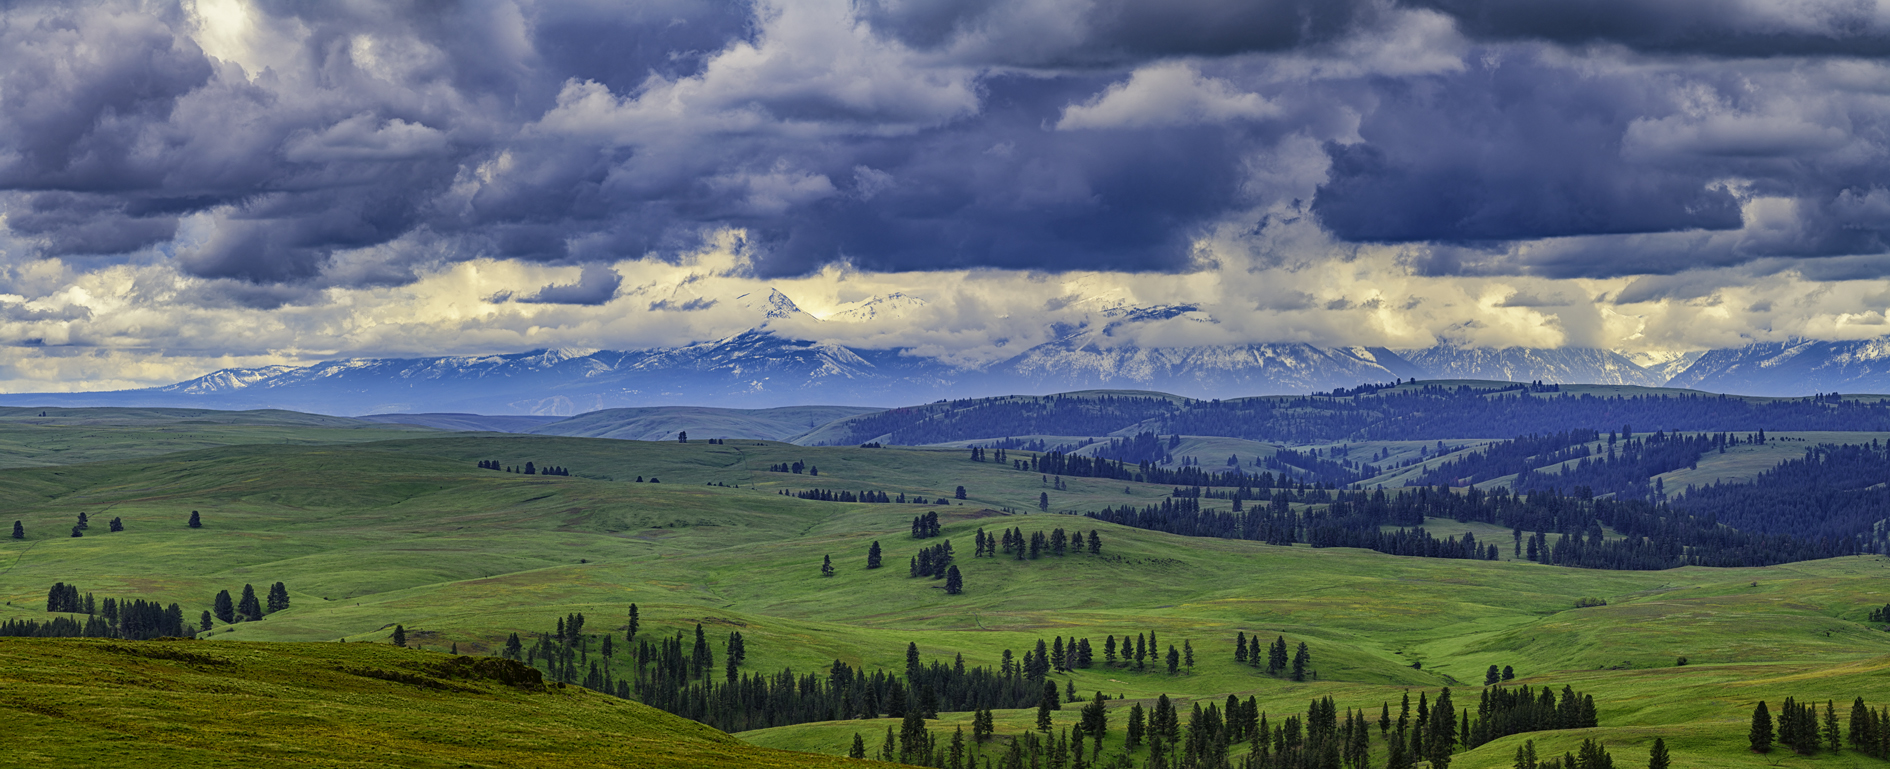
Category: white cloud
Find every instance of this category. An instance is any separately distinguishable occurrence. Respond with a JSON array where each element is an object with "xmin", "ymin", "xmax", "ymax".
[{"xmin": 1058, "ymin": 62, "xmax": 1278, "ymax": 130}]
